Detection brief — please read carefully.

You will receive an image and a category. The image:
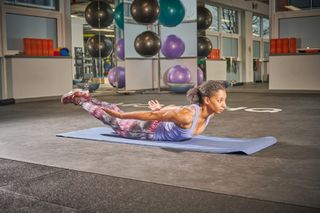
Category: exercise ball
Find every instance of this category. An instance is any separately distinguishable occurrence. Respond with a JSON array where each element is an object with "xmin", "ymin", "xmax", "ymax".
[
  {"xmin": 167, "ymin": 65, "xmax": 191, "ymax": 83},
  {"xmin": 197, "ymin": 6, "xmax": 212, "ymax": 30},
  {"xmin": 161, "ymin": 34, "xmax": 185, "ymax": 58},
  {"xmin": 198, "ymin": 36, "xmax": 212, "ymax": 57},
  {"xmin": 159, "ymin": 0, "xmax": 185, "ymax": 27},
  {"xmin": 86, "ymin": 35, "xmax": 113, "ymax": 58},
  {"xmin": 134, "ymin": 31, "xmax": 161, "ymax": 57},
  {"xmin": 85, "ymin": 1, "xmax": 113, "ymax": 28},
  {"xmin": 168, "ymin": 83, "xmax": 194, "ymax": 93},
  {"xmin": 130, "ymin": 0, "xmax": 159, "ymax": 24},
  {"xmin": 197, "ymin": 67, "xmax": 204, "ymax": 85},
  {"xmin": 116, "ymin": 38, "xmax": 125, "ymax": 60},
  {"xmin": 114, "ymin": 3, "xmax": 124, "ymax": 29},
  {"xmin": 108, "ymin": 66, "xmax": 125, "ymax": 88}
]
